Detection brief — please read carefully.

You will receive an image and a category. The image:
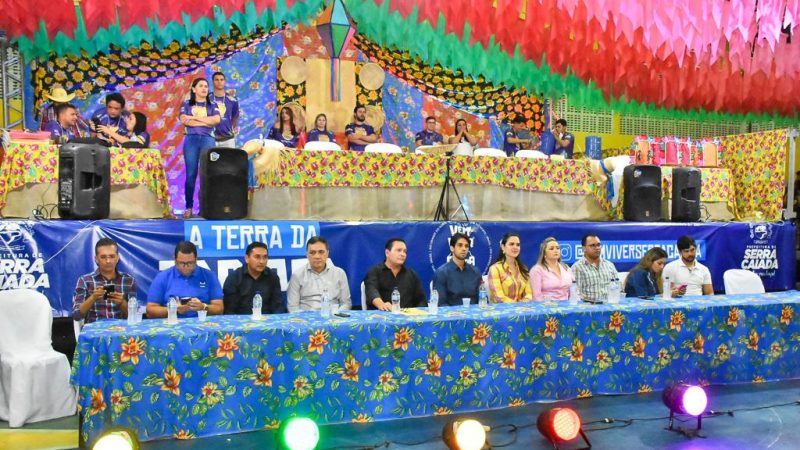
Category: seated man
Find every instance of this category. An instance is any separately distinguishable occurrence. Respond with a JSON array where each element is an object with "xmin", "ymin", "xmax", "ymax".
[
  {"xmin": 364, "ymin": 238, "xmax": 426, "ymax": 310},
  {"xmin": 553, "ymin": 118, "xmax": 575, "ymax": 158},
  {"xmin": 433, "ymin": 233, "xmax": 482, "ymax": 305},
  {"xmin": 571, "ymin": 233, "xmax": 619, "ymax": 301},
  {"xmin": 287, "ymin": 236, "xmax": 351, "ymax": 312},
  {"xmin": 146, "ymin": 241, "xmax": 224, "ymax": 318},
  {"xmin": 44, "ymin": 103, "xmax": 79, "ymax": 144},
  {"xmin": 90, "ymin": 92, "xmax": 130, "ymax": 145},
  {"xmin": 223, "ymin": 242, "xmax": 286, "ymax": 314},
  {"xmin": 503, "ymin": 116, "xmax": 531, "ymax": 156},
  {"xmin": 414, "ymin": 116, "xmax": 444, "ymax": 148},
  {"xmin": 345, "ymin": 105, "xmax": 378, "ymax": 151},
  {"xmin": 662, "ymin": 235, "xmax": 713, "ymax": 296},
  {"xmin": 38, "ymin": 86, "xmax": 91, "ymax": 136},
  {"xmin": 73, "ymin": 238, "xmax": 137, "ymax": 323}
]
